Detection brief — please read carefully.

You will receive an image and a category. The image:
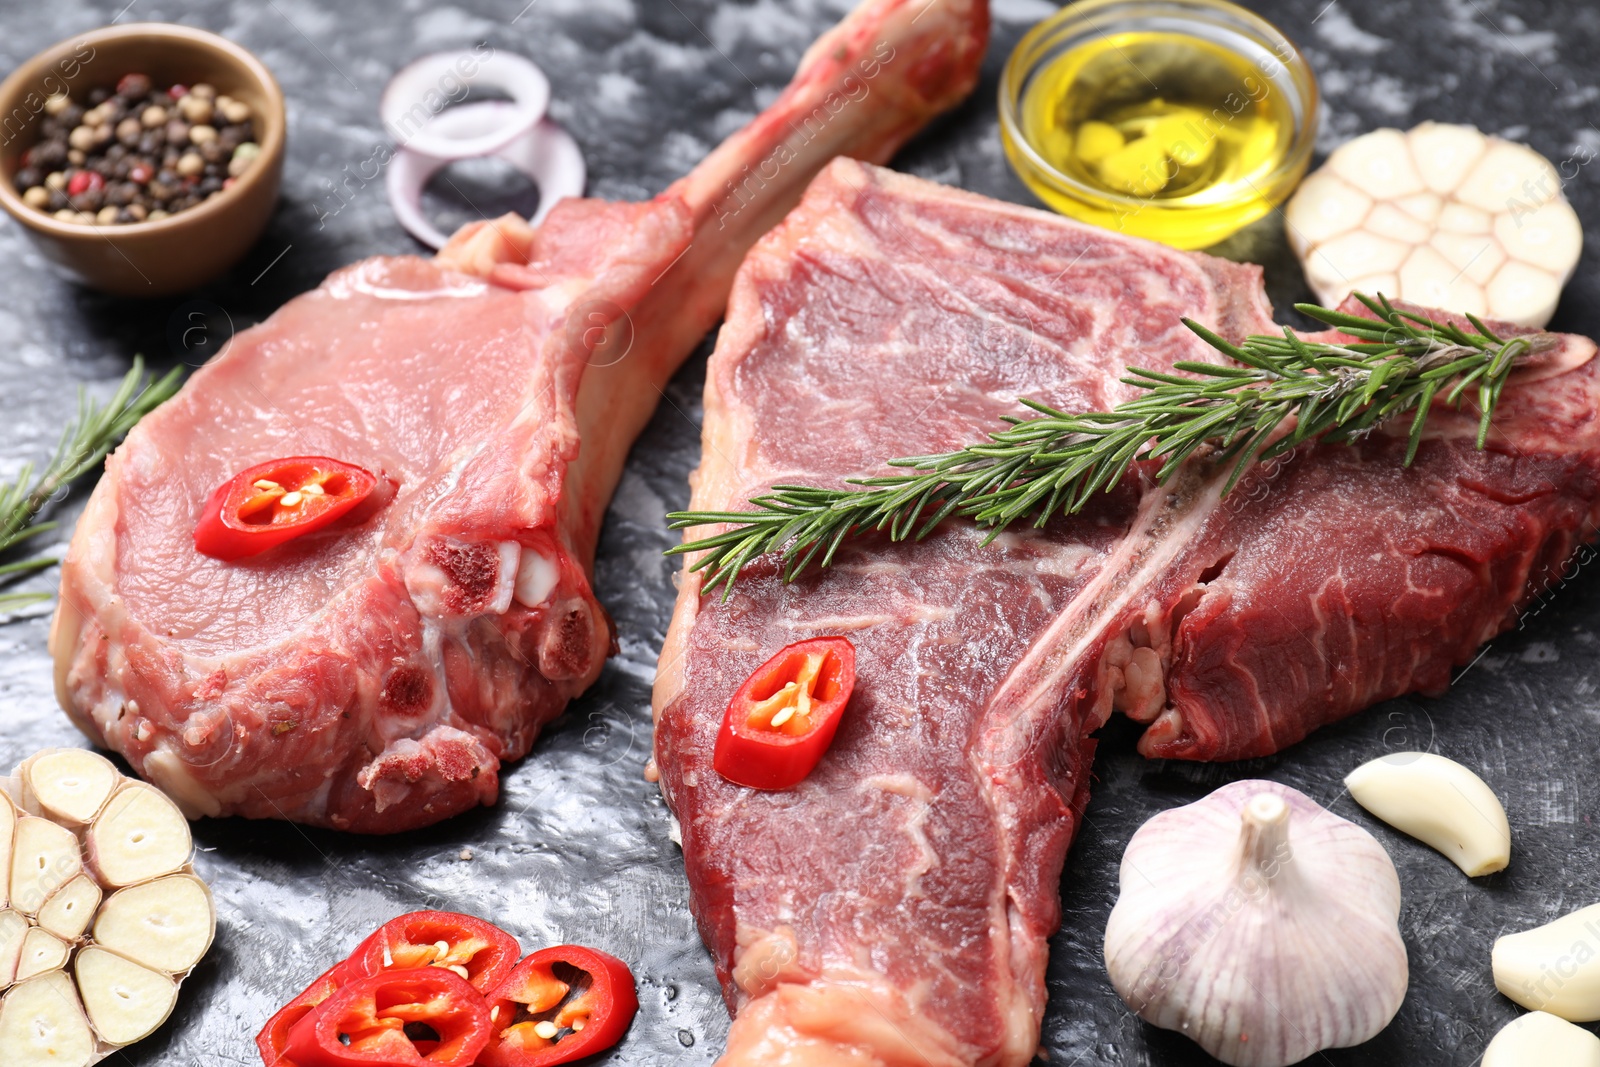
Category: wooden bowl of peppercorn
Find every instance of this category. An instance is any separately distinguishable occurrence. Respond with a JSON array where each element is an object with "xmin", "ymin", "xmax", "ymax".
[{"xmin": 0, "ymin": 23, "xmax": 285, "ymax": 297}]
